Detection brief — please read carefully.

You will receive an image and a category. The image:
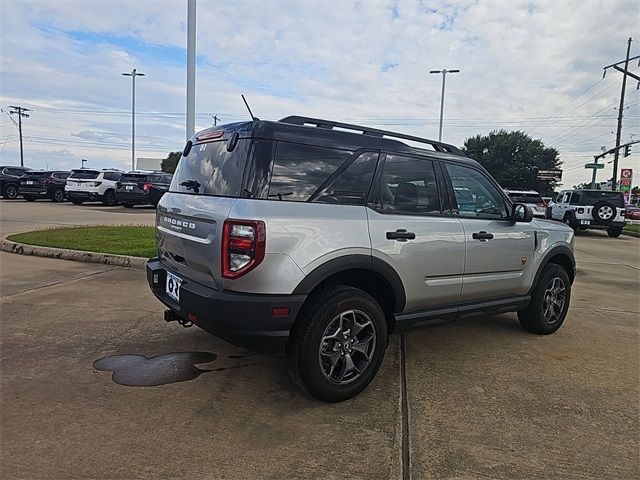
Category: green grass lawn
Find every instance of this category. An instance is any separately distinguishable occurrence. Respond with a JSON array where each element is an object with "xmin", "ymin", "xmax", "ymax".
[
  {"xmin": 8, "ymin": 226, "xmax": 156, "ymax": 258},
  {"xmin": 623, "ymin": 224, "xmax": 640, "ymax": 234}
]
